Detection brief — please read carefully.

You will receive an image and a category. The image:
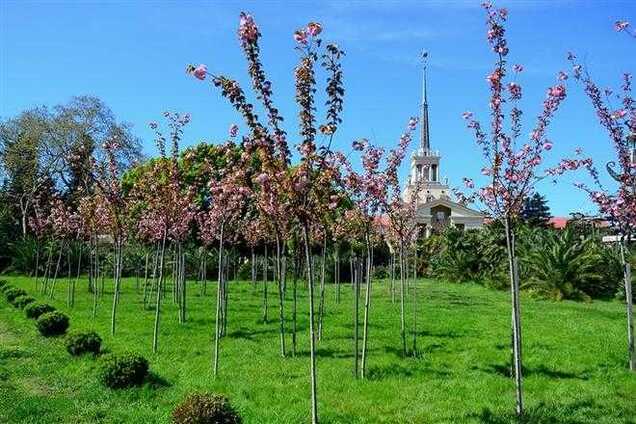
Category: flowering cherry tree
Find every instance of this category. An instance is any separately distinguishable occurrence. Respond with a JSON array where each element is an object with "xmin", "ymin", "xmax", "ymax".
[
  {"xmin": 457, "ymin": 3, "xmax": 575, "ymax": 415},
  {"xmin": 558, "ymin": 50, "xmax": 635, "ymax": 371},
  {"xmin": 341, "ymin": 117, "xmax": 417, "ymax": 378},
  {"xmin": 131, "ymin": 112, "xmax": 197, "ymax": 351},
  {"xmin": 189, "ymin": 14, "xmax": 344, "ymax": 423}
]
